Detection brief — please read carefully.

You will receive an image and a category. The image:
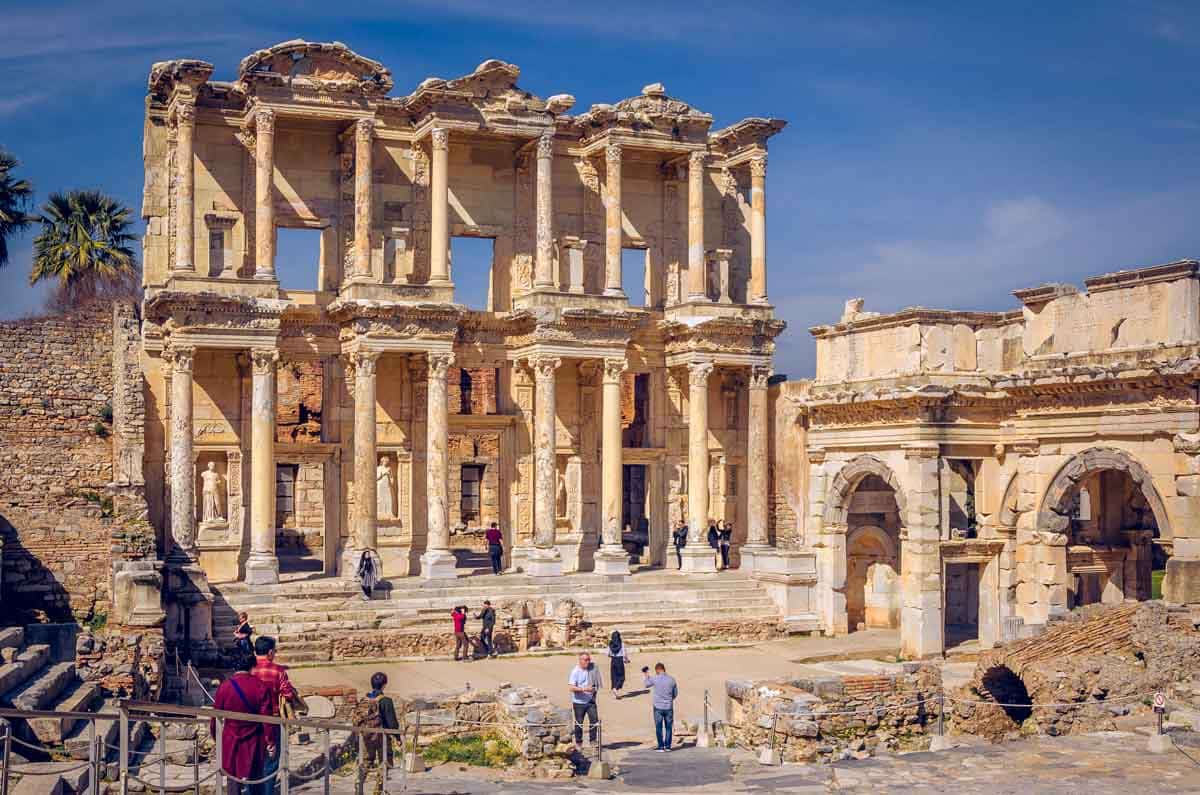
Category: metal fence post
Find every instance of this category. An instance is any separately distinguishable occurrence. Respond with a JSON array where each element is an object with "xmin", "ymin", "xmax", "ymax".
[
  {"xmin": 280, "ymin": 718, "xmax": 290, "ymax": 795},
  {"xmin": 703, "ymin": 690, "xmax": 710, "ymax": 740},
  {"xmin": 215, "ymin": 717, "xmax": 225, "ymax": 795},
  {"xmin": 354, "ymin": 730, "xmax": 365, "ymax": 795},
  {"xmin": 321, "ymin": 729, "xmax": 331, "ymax": 795},
  {"xmin": 118, "ymin": 703, "xmax": 130, "ymax": 795},
  {"xmin": 192, "ymin": 731, "xmax": 200, "ymax": 795},
  {"xmin": 2, "ymin": 719, "xmax": 12, "ymax": 795},
  {"xmin": 938, "ymin": 688, "xmax": 945, "ymax": 737},
  {"xmin": 159, "ymin": 720, "xmax": 167, "ymax": 794},
  {"xmin": 87, "ymin": 719, "xmax": 98, "ymax": 795}
]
